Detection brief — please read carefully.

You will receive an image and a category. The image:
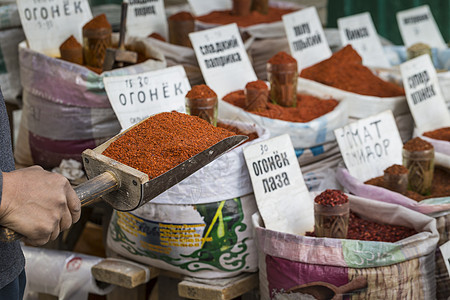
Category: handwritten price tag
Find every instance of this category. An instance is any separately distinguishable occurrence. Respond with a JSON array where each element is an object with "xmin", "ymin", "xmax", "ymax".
[
  {"xmin": 103, "ymin": 65, "xmax": 190, "ymax": 130},
  {"xmin": 334, "ymin": 110, "xmax": 403, "ymax": 182},
  {"xmin": 126, "ymin": 0, "xmax": 168, "ymax": 39},
  {"xmin": 282, "ymin": 6, "xmax": 331, "ymax": 71},
  {"xmin": 397, "ymin": 5, "xmax": 446, "ymax": 49},
  {"xmin": 17, "ymin": 0, "xmax": 92, "ymax": 56},
  {"xmin": 189, "ymin": 23, "xmax": 257, "ymax": 98},
  {"xmin": 338, "ymin": 12, "xmax": 390, "ymax": 68},
  {"xmin": 400, "ymin": 54, "xmax": 450, "ymax": 133},
  {"xmin": 243, "ymin": 134, "xmax": 313, "ymax": 235}
]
